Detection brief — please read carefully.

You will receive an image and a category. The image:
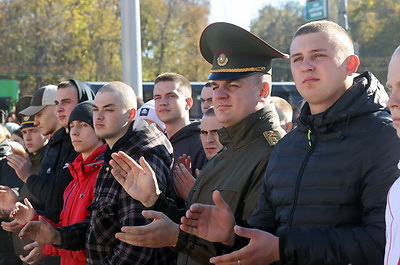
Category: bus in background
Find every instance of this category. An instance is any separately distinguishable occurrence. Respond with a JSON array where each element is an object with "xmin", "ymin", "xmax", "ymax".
[{"xmin": 86, "ymin": 81, "xmax": 302, "ymax": 120}]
